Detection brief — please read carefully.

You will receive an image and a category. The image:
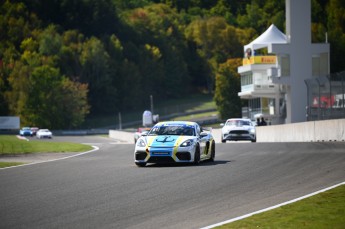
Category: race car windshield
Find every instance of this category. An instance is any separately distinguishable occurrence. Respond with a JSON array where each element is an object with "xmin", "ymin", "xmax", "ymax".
[
  {"xmin": 149, "ymin": 126, "xmax": 195, "ymax": 136},
  {"xmin": 226, "ymin": 120, "xmax": 251, "ymax": 126}
]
